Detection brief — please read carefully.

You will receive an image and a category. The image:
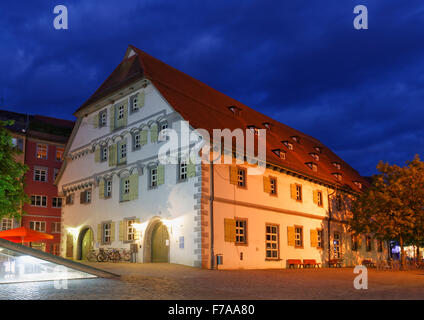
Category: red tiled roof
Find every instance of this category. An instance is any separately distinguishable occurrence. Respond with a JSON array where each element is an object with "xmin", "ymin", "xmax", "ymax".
[{"xmin": 76, "ymin": 45, "xmax": 368, "ymax": 192}]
